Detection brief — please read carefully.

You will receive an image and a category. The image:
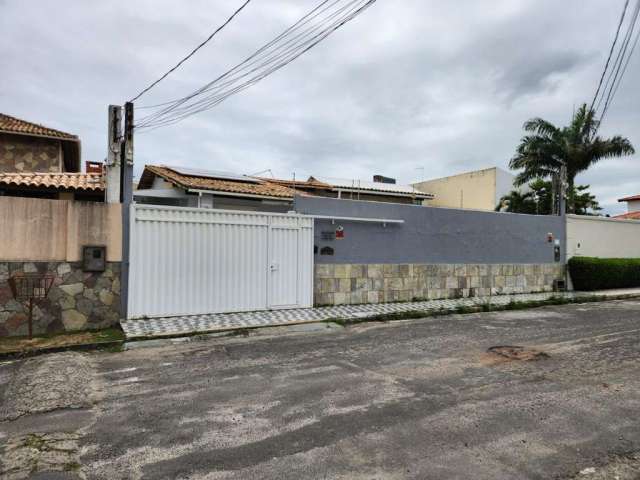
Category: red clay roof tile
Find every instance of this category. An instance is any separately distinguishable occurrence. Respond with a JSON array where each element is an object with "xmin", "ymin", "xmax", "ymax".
[
  {"xmin": 618, "ymin": 194, "xmax": 640, "ymax": 202},
  {"xmin": 0, "ymin": 172, "xmax": 104, "ymax": 191},
  {"xmin": 612, "ymin": 211, "xmax": 640, "ymax": 220},
  {"xmin": 140, "ymin": 165, "xmax": 301, "ymax": 199},
  {"xmin": 0, "ymin": 113, "xmax": 78, "ymax": 140}
]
